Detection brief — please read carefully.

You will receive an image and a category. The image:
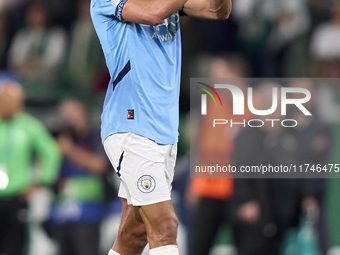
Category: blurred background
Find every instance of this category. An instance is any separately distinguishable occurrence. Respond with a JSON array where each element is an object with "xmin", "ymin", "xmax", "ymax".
[{"xmin": 1, "ymin": 0, "xmax": 340, "ymax": 254}]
